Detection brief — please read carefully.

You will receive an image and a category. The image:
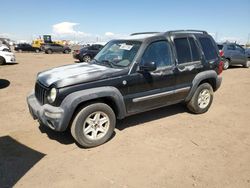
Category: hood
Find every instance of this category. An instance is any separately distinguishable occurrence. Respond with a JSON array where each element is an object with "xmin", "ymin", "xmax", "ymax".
[{"xmin": 37, "ymin": 63, "xmax": 126, "ymax": 88}]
